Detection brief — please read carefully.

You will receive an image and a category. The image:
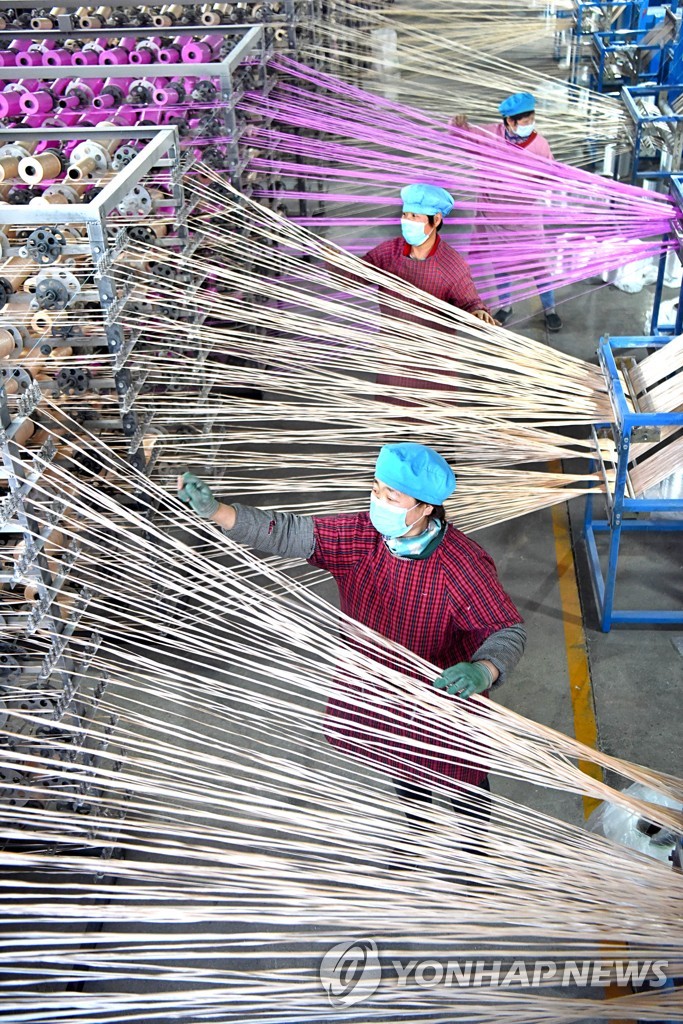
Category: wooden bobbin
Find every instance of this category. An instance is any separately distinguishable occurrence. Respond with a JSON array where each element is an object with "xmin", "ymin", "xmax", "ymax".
[
  {"xmin": 18, "ymin": 151, "xmax": 63, "ymax": 185},
  {"xmin": 66, "ymin": 155, "xmax": 99, "ymax": 181},
  {"xmin": 0, "ymin": 329, "xmax": 15, "ymax": 359},
  {"xmin": 44, "ymin": 529, "xmax": 64, "ymax": 556},
  {"xmin": 4, "ymin": 258, "xmax": 34, "ymax": 291},
  {"xmin": 0, "ymin": 155, "xmax": 21, "ymax": 182},
  {"xmin": 13, "ymin": 419, "xmax": 35, "ymax": 447},
  {"xmin": 30, "ymin": 310, "xmax": 55, "ymax": 334}
]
